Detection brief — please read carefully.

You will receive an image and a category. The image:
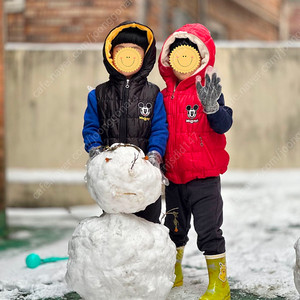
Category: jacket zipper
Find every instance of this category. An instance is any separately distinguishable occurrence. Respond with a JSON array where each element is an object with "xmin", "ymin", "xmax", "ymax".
[
  {"xmin": 120, "ymin": 79, "xmax": 130, "ymax": 143},
  {"xmin": 199, "ymin": 136, "xmax": 216, "ymax": 167},
  {"xmin": 199, "ymin": 136, "xmax": 204, "ymax": 147},
  {"xmin": 171, "ymin": 86, "xmax": 176, "ymax": 146},
  {"xmin": 171, "ymin": 86, "xmax": 175, "ymax": 99}
]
